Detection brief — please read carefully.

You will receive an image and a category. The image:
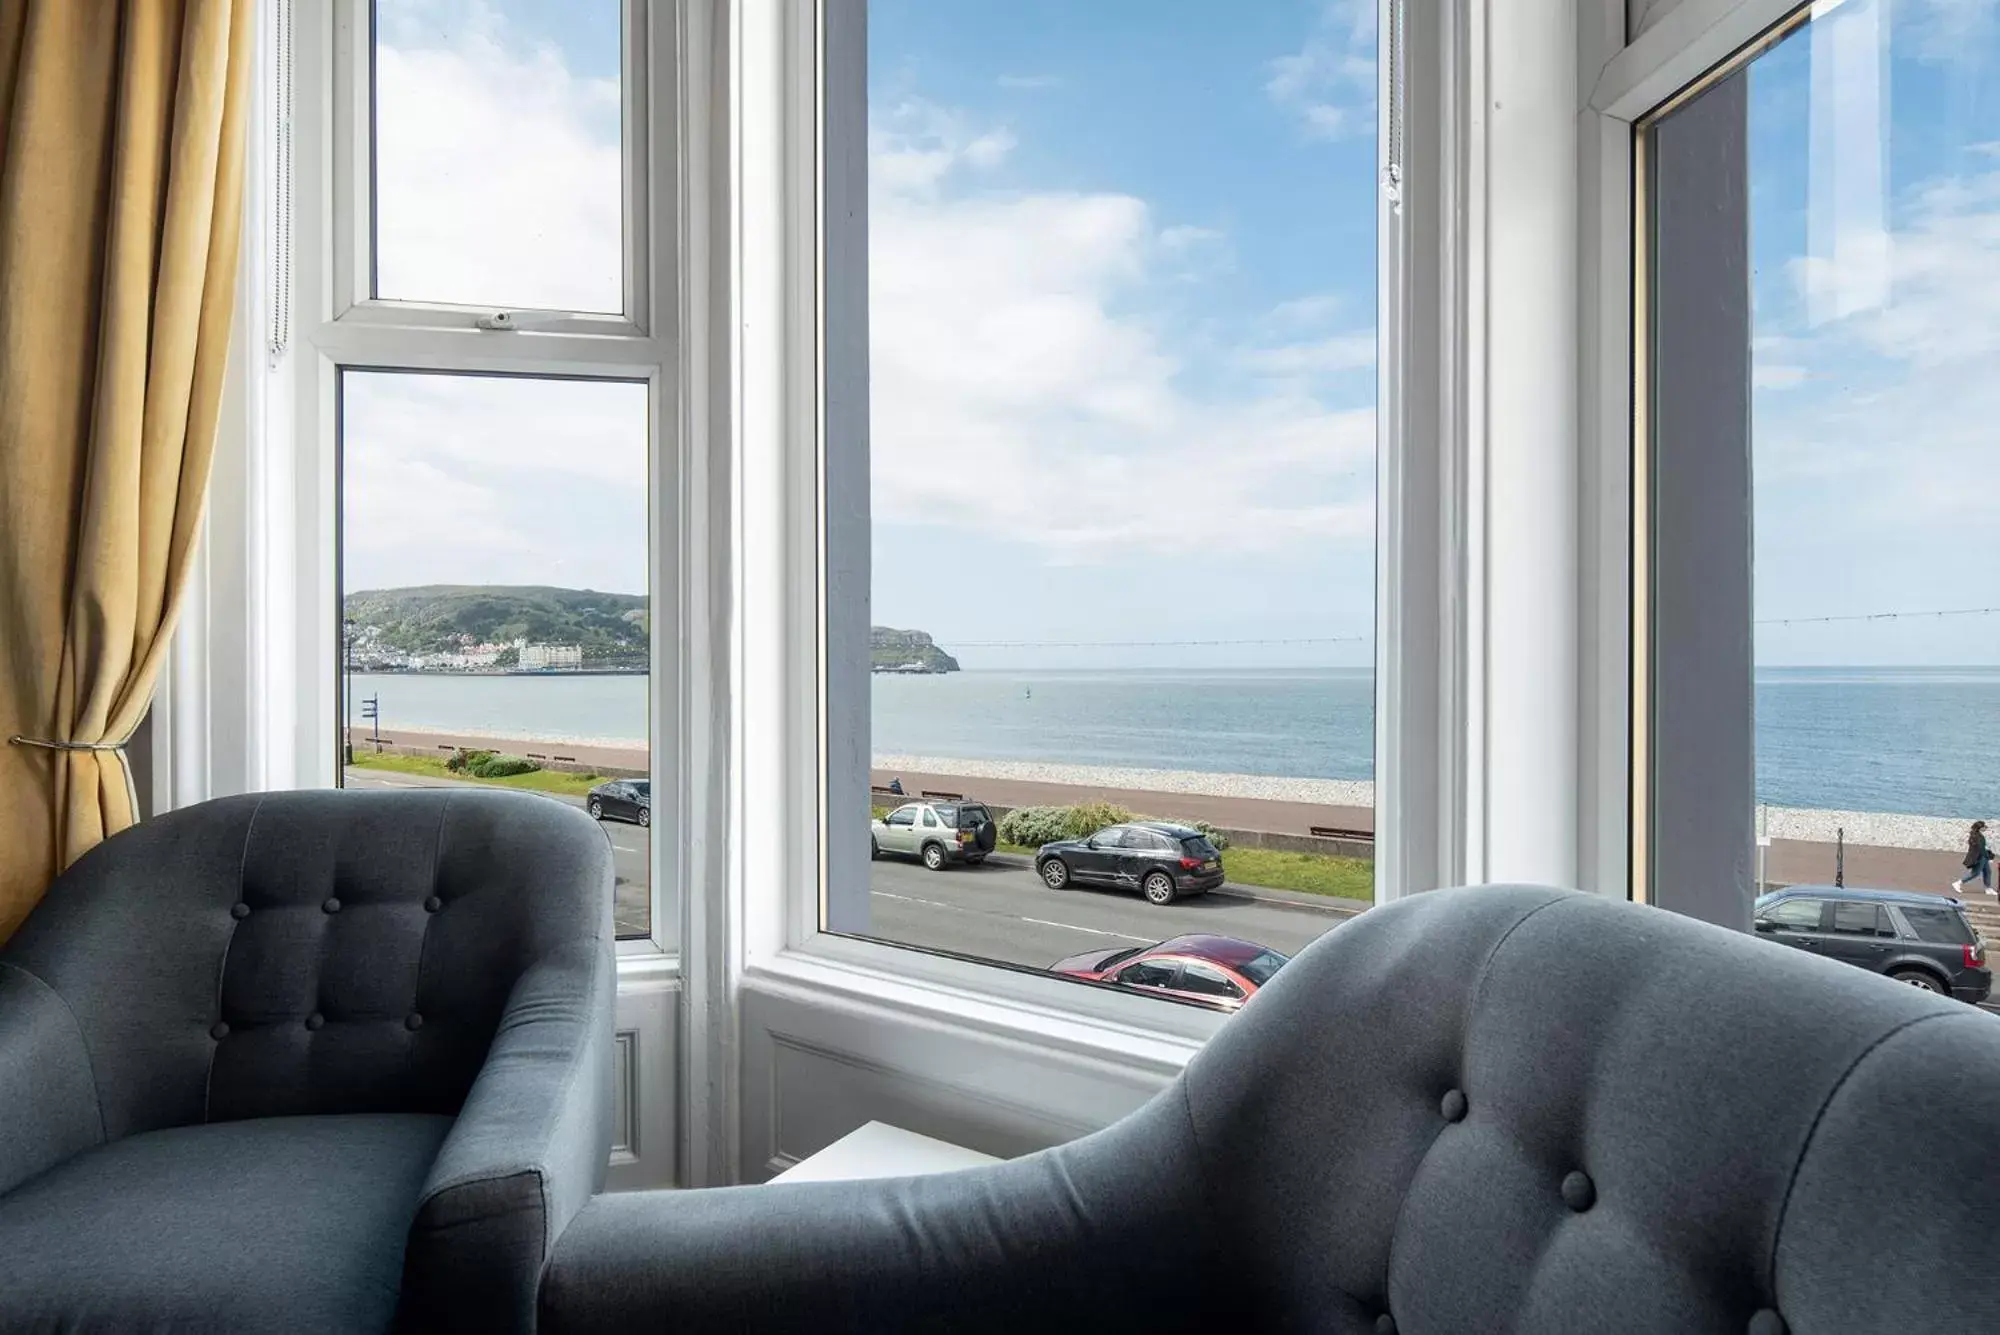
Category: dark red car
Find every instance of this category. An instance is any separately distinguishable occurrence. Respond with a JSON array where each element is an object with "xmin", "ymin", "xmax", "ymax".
[{"xmin": 1050, "ymin": 934, "xmax": 1289, "ymax": 1011}]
